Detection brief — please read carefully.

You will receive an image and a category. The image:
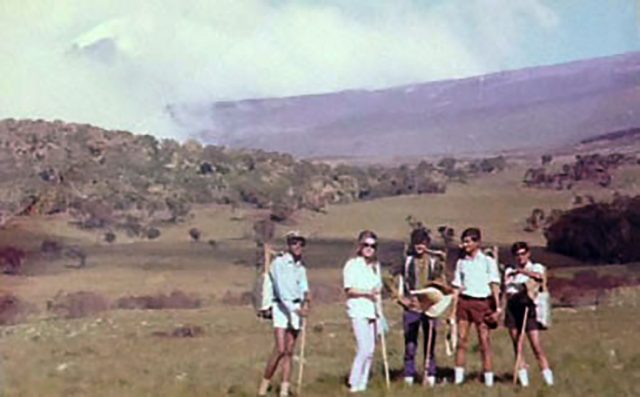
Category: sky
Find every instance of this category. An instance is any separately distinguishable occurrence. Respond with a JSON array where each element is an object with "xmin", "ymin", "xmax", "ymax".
[{"xmin": 1, "ymin": 0, "xmax": 639, "ymax": 140}]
